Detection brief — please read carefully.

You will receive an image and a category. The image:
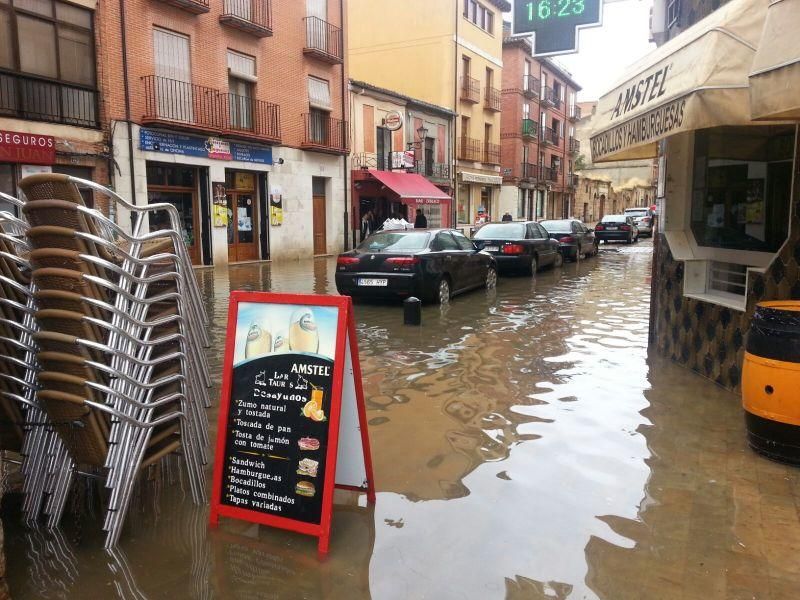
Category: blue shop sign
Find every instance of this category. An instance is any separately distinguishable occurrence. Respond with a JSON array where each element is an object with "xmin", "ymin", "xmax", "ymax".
[{"xmin": 139, "ymin": 128, "xmax": 273, "ymax": 165}]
